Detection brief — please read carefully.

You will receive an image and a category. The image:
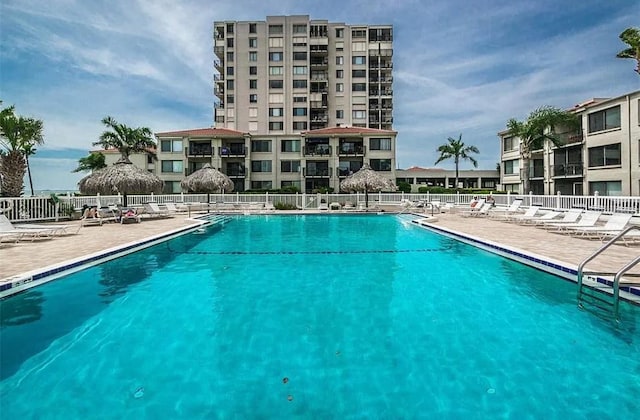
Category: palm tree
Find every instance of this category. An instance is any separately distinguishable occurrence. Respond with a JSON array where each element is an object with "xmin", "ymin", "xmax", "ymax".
[
  {"xmin": 0, "ymin": 105, "xmax": 44, "ymax": 197},
  {"xmin": 434, "ymin": 134, "xmax": 479, "ymax": 189},
  {"xmin": 506, "ymin": 106, "xmax": 579, "ymax": 194},
  {"xmin": 93, "ymin": 116, "xmax": 155, "ymax": 161},
  {"xmin": 72, "ymin": 152, "xmax": 107, "ymax": 173},
  {"xmin": 616, "ymin": 27, "xmax": 640, "ymax": 75}
]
